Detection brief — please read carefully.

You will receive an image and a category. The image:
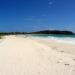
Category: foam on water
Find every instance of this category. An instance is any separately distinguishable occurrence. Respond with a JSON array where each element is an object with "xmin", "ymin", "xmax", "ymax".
[
  {"xmin": 31, "ymin": 35, "xmax": 75, "ymax": 45},
  {"xmin": 47, "ymin": 36, "xmax": 75, "ymax": 45}
]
